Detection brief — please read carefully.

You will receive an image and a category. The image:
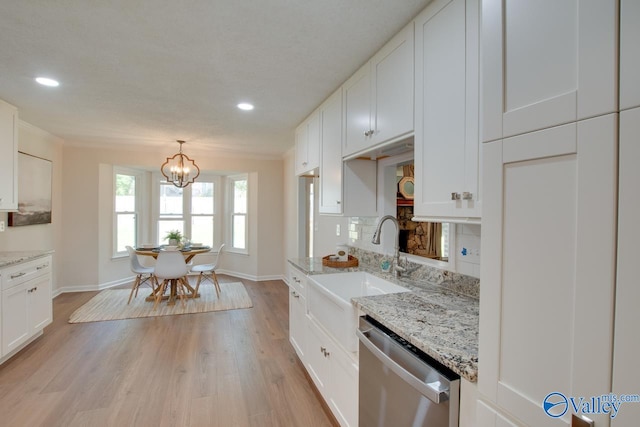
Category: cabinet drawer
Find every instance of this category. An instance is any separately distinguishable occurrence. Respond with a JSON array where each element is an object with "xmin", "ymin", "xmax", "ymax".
[
  {"xmin": 1, "ymin": 256, "xmax": 51, "ymax": 290},
  {"xmin": 288, "ymin": 266, "xmax": 307, "ymax": 296}
]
